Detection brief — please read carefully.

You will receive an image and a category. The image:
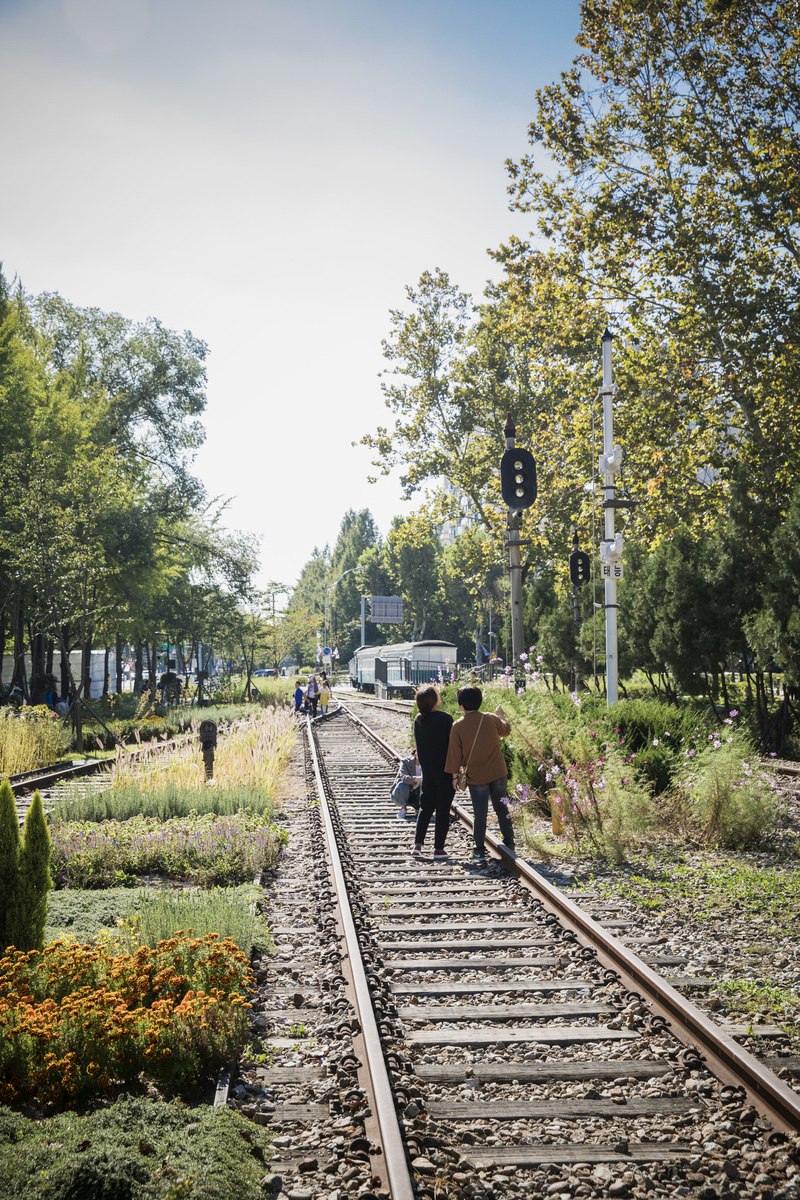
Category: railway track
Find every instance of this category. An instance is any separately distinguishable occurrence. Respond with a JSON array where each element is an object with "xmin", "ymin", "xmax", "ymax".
[{"xmin": 266, "ymin": 703, "xmax": 799, "ymax": 1199}]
